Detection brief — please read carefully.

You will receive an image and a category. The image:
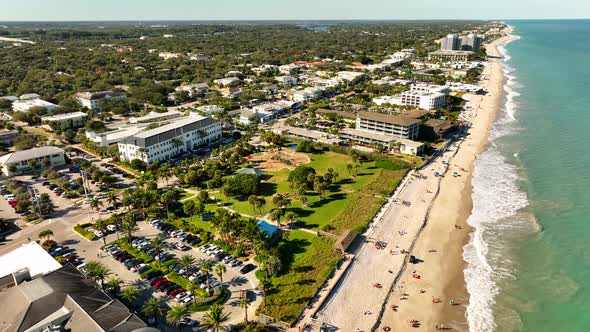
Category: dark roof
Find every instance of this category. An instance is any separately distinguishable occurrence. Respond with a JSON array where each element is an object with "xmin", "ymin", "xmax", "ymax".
[
  {"xmin": 358, "ymin": 111, "xmax": 420, "ymax": 127},
  {"xmin": 335, "ymin": 230, "xmax": 358, "ymax": 253},
  {"xmin": 405, "ymin": 109, "xmax": 431, "ymax": 119},
  {"xmin": 425, "ymin": 119, "xmax": 453, "ymax": 131},
  {"xmin": 0, "ymin": 264, "xmax": 146, "ymax": 332}
]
